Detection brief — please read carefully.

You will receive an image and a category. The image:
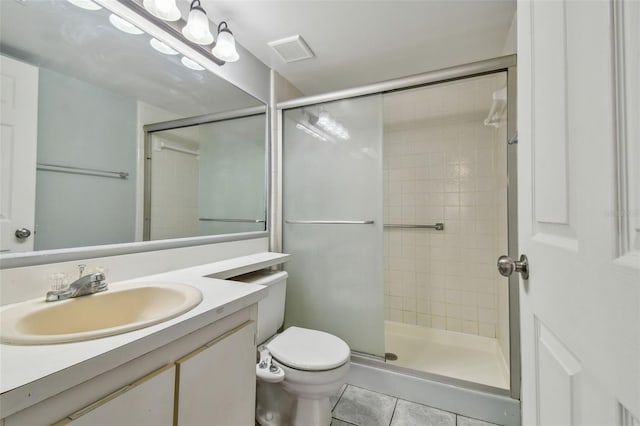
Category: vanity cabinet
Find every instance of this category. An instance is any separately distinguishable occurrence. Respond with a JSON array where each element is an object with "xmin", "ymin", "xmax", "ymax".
[
  {"xmin": 53, "ymin": 365, "xmax": 175, "ymax": 426},
  {"xmin": 2, "ymin": 308, "xmax": 257, "ymax": 426},
  {"xmin": 175, "ymin": 321, "xmax": 256, "ymax": 426}
]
